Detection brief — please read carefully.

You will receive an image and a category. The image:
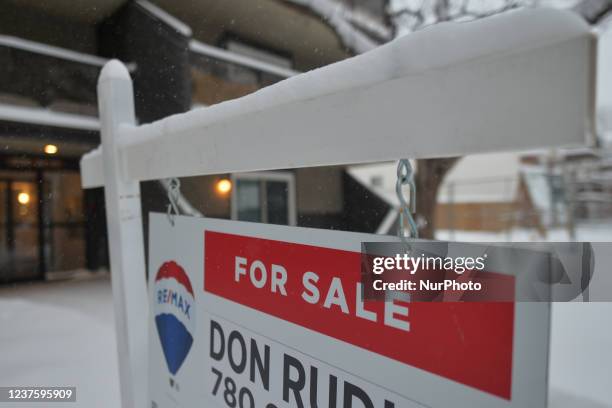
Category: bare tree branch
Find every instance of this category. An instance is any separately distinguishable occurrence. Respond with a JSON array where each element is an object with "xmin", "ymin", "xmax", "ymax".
[
  {"xmin": 281, "ymin": 0, "xmax": 381, "ymax": 53},
  {"xmin": 455, "ymin": 1, "xmax": 523, "ymax": 20},
  {"xmin": 388, "ymin": 8, "xmax": 426, "ymax": 33},
  {"xmin": 390, "ymin": 0, "xmax": 529, "ymax": 34},
  {"xmin": 572, "ymin": 0, "xmax": 612, "ymax": 24}
]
